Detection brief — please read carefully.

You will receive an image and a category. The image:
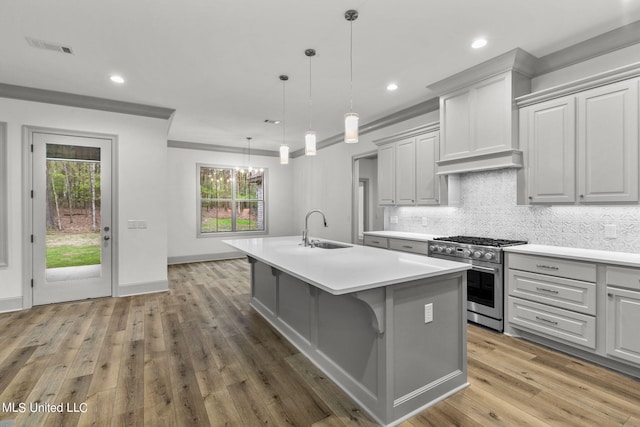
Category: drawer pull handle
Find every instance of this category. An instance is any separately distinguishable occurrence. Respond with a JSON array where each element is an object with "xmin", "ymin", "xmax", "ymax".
[
  {"xmin": 536, "ymin": 264, "xmax": 559, "ymax": 270},
  {"xmin": 536, "ymin": 287, "xmax": 559, "ymax": 294},
  {"xmin": 535, "ymin": 316, "xmax": 558, "ymax": 326},
  {"xmin": 402, "ymin": 245, "xmax": 413, "ymax": 249},
  {"xmin": 371, "ymin": 240, "xmax": 380, "ymax": 244}
]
